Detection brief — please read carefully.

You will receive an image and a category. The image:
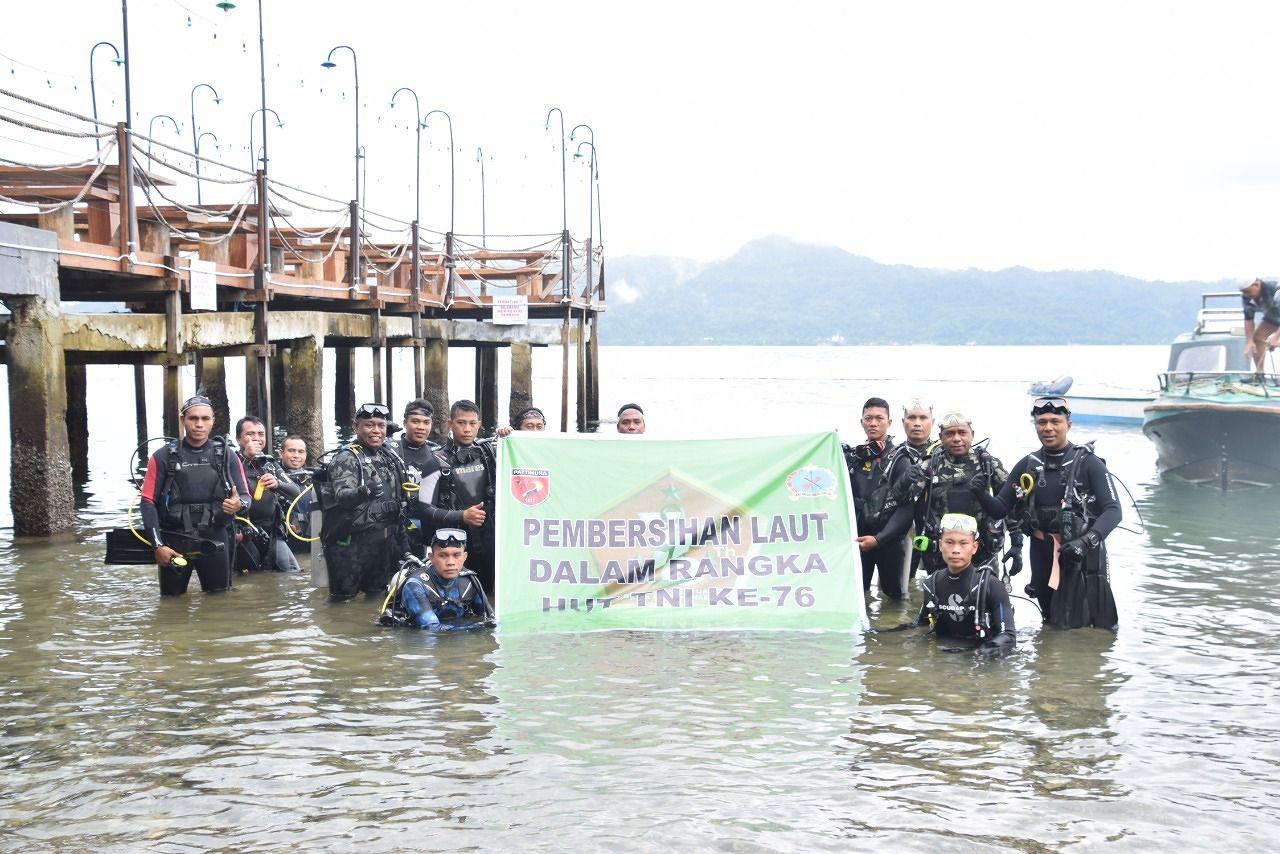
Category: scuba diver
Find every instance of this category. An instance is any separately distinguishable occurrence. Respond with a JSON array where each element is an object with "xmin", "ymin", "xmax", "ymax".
[
  {"xmin": 912, "ymin": 513, "xmax": 1016, "ymax": 656},
  {"xmin": 974, "ymin": 396, "xmax": 1122, "ymax": 630},
  {"xmin": 495, "ymin": 405, "xmax": 548, "ymax": 437},
  {"xmin": 234, "ymin": 416, "xmax": 302, "ymax": 573},
  {"xmin": 433, "ymin": 400, "xmax": 497, "ymax": 598},
  {"xmin": 379, "ymin": 527, "xmax": 496, "ymax": 630},
  {"xmin": 386, "ymin": 399, "xmax": 469, "ymax": 557},
  {"xmin": 317, "ymin": 402, "xmax": 414, "ymax": 600},
  {"xmin": 279, "ymin": 434, "xmax": 313, "ymax": 554},
  {"xmin": 845, "ymin": 397, "xmax": 910, "ymax": 599},
  {"xmin": 862, "ymin": 410, "xmax": 1024, "ymax": 578},
  {"xmin": 139, "ymin": 395, "xmax": 252, "ymax": 595}
]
